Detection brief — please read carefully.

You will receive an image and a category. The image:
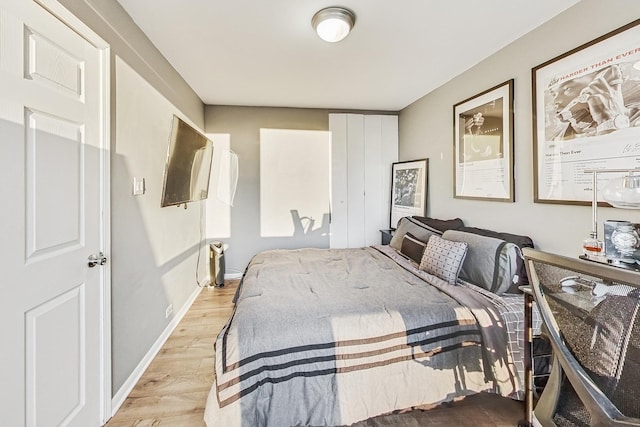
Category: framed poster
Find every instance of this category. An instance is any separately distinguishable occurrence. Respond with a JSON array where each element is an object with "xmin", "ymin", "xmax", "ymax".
[
  {"xmin": 533, "ymin": 19, "xmax": 640, "ymax": 205},
  {"xmin": 453, "ymin": 79, "xmax": 514, "ymax": 201},
  {"xmin": 390, "ymin": 159, "xmax": 428, "ymax": 229}
]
